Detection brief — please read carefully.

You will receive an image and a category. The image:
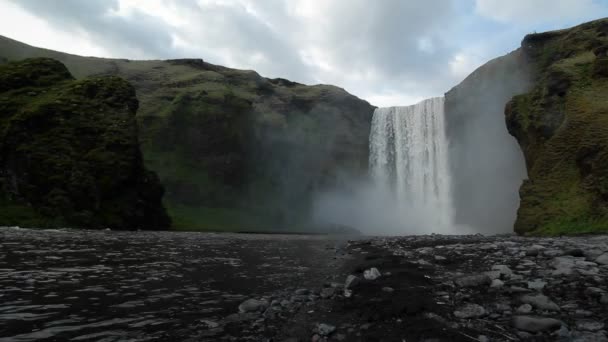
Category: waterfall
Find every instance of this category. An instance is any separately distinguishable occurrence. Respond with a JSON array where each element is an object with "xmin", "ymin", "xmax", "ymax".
[{"xmin": 369, "ymin": 97, "xmax": 454, "ymax": 232}]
